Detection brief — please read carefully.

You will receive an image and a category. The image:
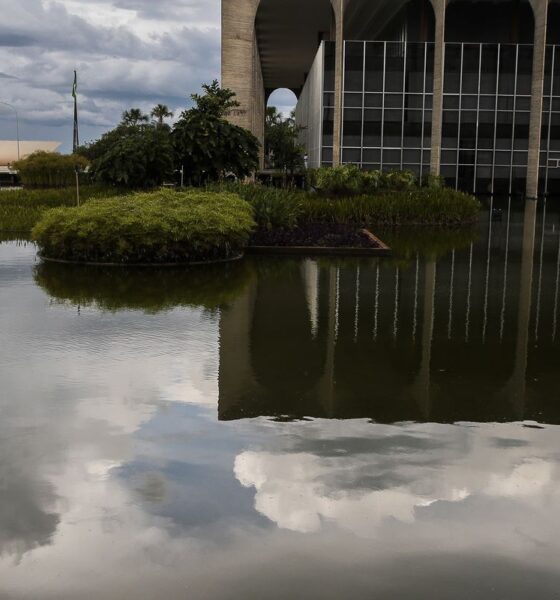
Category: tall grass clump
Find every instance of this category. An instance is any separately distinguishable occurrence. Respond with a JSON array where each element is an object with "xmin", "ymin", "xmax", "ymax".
[
  {"xmin": 13, "ymin": 151, "xmax": 89, "ymax": 188},
  {"xmin": 208, "ymin": 182, "xmax": 304, "ymax": 230},
  {"xmin": 32, "ymin": 189, "xmax": 255, "ymax": 264},
  {"xmin": 0, "ymin": 186, "xmax": 125, "ymax": 233},
  {"xmin": 215, "ymin": 182, "xmax": 481, "ymax": 229},
  {"xmin": 300, "ymin": 188, "xmax": 481, "ymax": 226}
]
